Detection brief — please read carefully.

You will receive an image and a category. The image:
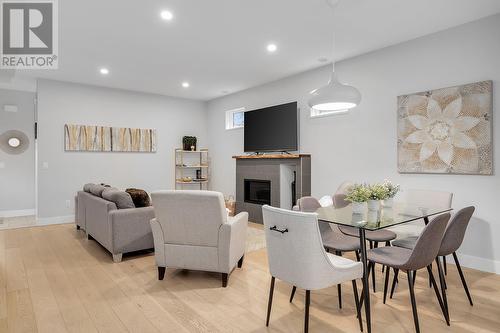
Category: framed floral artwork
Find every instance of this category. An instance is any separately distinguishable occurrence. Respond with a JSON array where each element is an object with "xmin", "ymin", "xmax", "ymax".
[{"xmin": 397, "ymin": 81, "xmax": 492, "ymax": 175}]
